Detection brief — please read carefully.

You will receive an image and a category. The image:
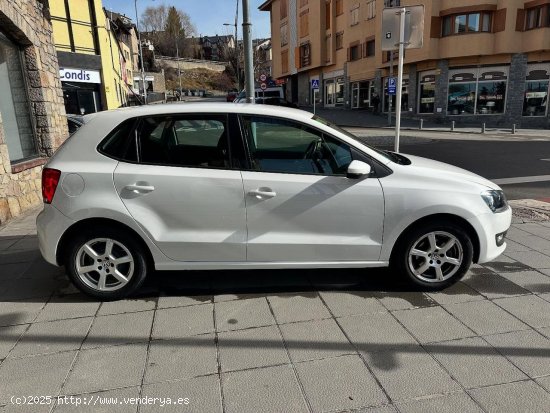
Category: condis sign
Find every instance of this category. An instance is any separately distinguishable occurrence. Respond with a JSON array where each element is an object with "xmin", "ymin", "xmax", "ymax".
[{"xmin": 59, "ymin": 68, "xmax": 101, "ymax": 84}]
